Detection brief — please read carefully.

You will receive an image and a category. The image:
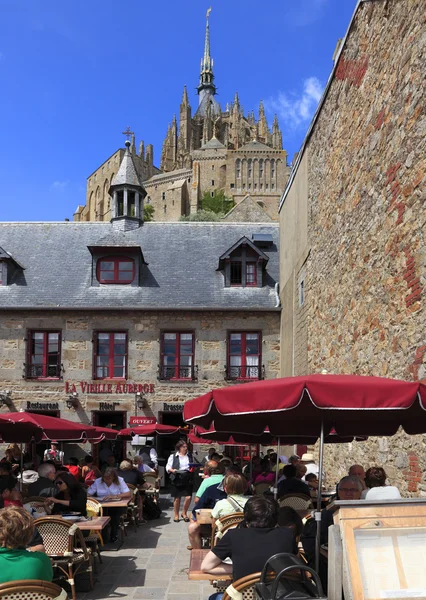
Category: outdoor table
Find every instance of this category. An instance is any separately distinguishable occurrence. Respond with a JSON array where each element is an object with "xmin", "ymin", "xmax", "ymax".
[
  {"xmin": 77, "ymin": 516, "xmax": 111, "ymax": 531},
  {"xmin": 196, "ymin": 509, "xmax": 213, "ymax": 525},
  {"xmin": 188, "ymin": 549, "xmax": 232, "ymax": 582},
  {"xmin": 97, "ymin": 497, "xmax": 133, "ymax": 509}
]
